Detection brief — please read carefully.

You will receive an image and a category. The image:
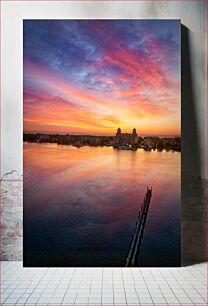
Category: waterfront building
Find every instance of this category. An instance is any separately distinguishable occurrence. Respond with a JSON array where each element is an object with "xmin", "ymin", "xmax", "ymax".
[{"xmin": 114, "ymin": 128, "xmax": 138, "ymax": 146}]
